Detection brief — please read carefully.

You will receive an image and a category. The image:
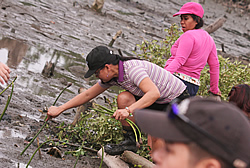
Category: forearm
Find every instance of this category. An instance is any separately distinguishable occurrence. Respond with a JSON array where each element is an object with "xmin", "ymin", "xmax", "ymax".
[
  {"xmin": 59, "ymin": 92, "xmax": 91, "ymax": 112},
  {"xmin": 59, "ymin": 83, "xmax": 106, "ymax": 114},
  {"xmin": 209, "ymin": 72, "xmax": 220, "ymax": 94}
]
